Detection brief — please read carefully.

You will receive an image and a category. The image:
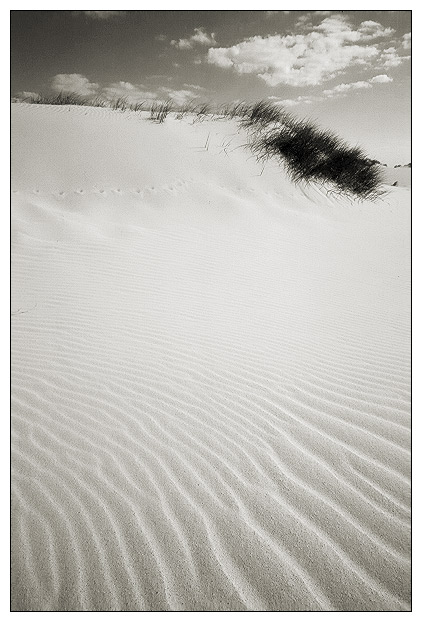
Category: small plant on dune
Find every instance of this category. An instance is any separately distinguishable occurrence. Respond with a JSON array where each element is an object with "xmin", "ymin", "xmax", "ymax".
[
  {"xmin": 150, "ymin": 99, "xmax": 173, "ymax": 123},
  {"xmin": 175, "ymin": 100, "xmax": 198, "ymax": 120},
  {"xmin": 26, "ymin": 91, "xmax": 92, "ymax": 106},
  {"xmin": 129, "ymin": 100, "xmax": 146, "ymax": 112},
  {"xmin": 194, "ymin": 102, "xmax": 212, "ymax": 121},
  {"xmin": 22, "ymin": 91, "xmax": 110, "ymax": 108},
  {"xmin": 89, "ymin": 95, "xmax": 107, "ymax": 108},
  {"xmin": 14, "ymin": 92, "xmax": 384, "ymax": 200},
  {"xmin": 219, "ymin": 101, "xmax": 251, "ymax": 119},
  {"xmin": 251, "ymin": 114, "xmax": 383, "ymax": 200},
  {"xmin": 240, "ymin": 100, "xmax": 284, "ymax": 129},
  {"xmin": 111, "ymin": 96, "xmax": 129, "ymax": 111}
]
